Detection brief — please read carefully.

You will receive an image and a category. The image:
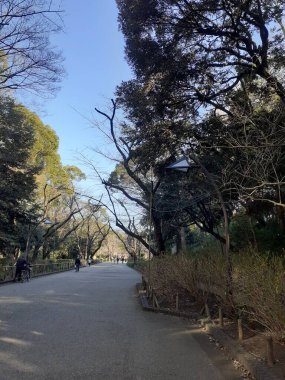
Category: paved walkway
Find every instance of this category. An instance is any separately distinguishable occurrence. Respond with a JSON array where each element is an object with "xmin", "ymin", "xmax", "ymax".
[{"xmin": 0, "ymin": 263, "xmax": 242, "ymax": 379}]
